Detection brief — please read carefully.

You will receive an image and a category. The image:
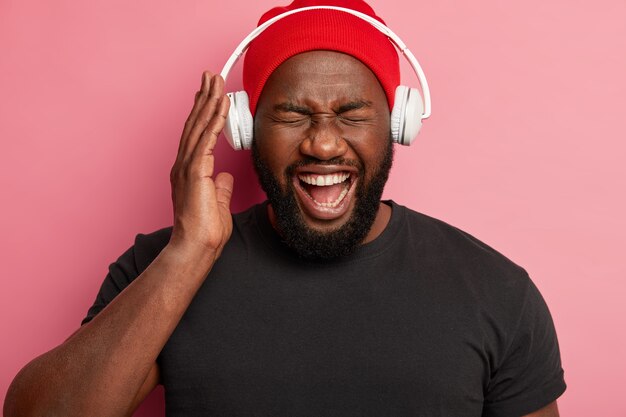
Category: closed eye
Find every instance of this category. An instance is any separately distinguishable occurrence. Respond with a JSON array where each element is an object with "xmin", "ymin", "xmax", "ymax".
[
  {"xmin": 336, "ymin": 100, "xmax": 374, "ymax": 124},
  {"xmin": 267, "ymin": 114, "xmax": 309, "ymax": 126},
  {"xmin": 338, "ymin": 111, "xmax": 373, "ymax": 124},
  {"xmin": 340, "ymin": 115, "xmax": 369, "ymax": 122},
  {"xmin": 269, "ymin": 103, "xmax": 312, "ymax": 126}
]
